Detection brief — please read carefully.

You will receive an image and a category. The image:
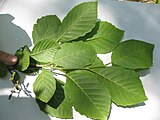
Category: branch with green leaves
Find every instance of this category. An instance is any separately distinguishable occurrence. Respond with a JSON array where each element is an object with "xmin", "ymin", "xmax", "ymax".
[{"xmin": 0, "ymin": 1, "xmax": 154, "ymax": 120}]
